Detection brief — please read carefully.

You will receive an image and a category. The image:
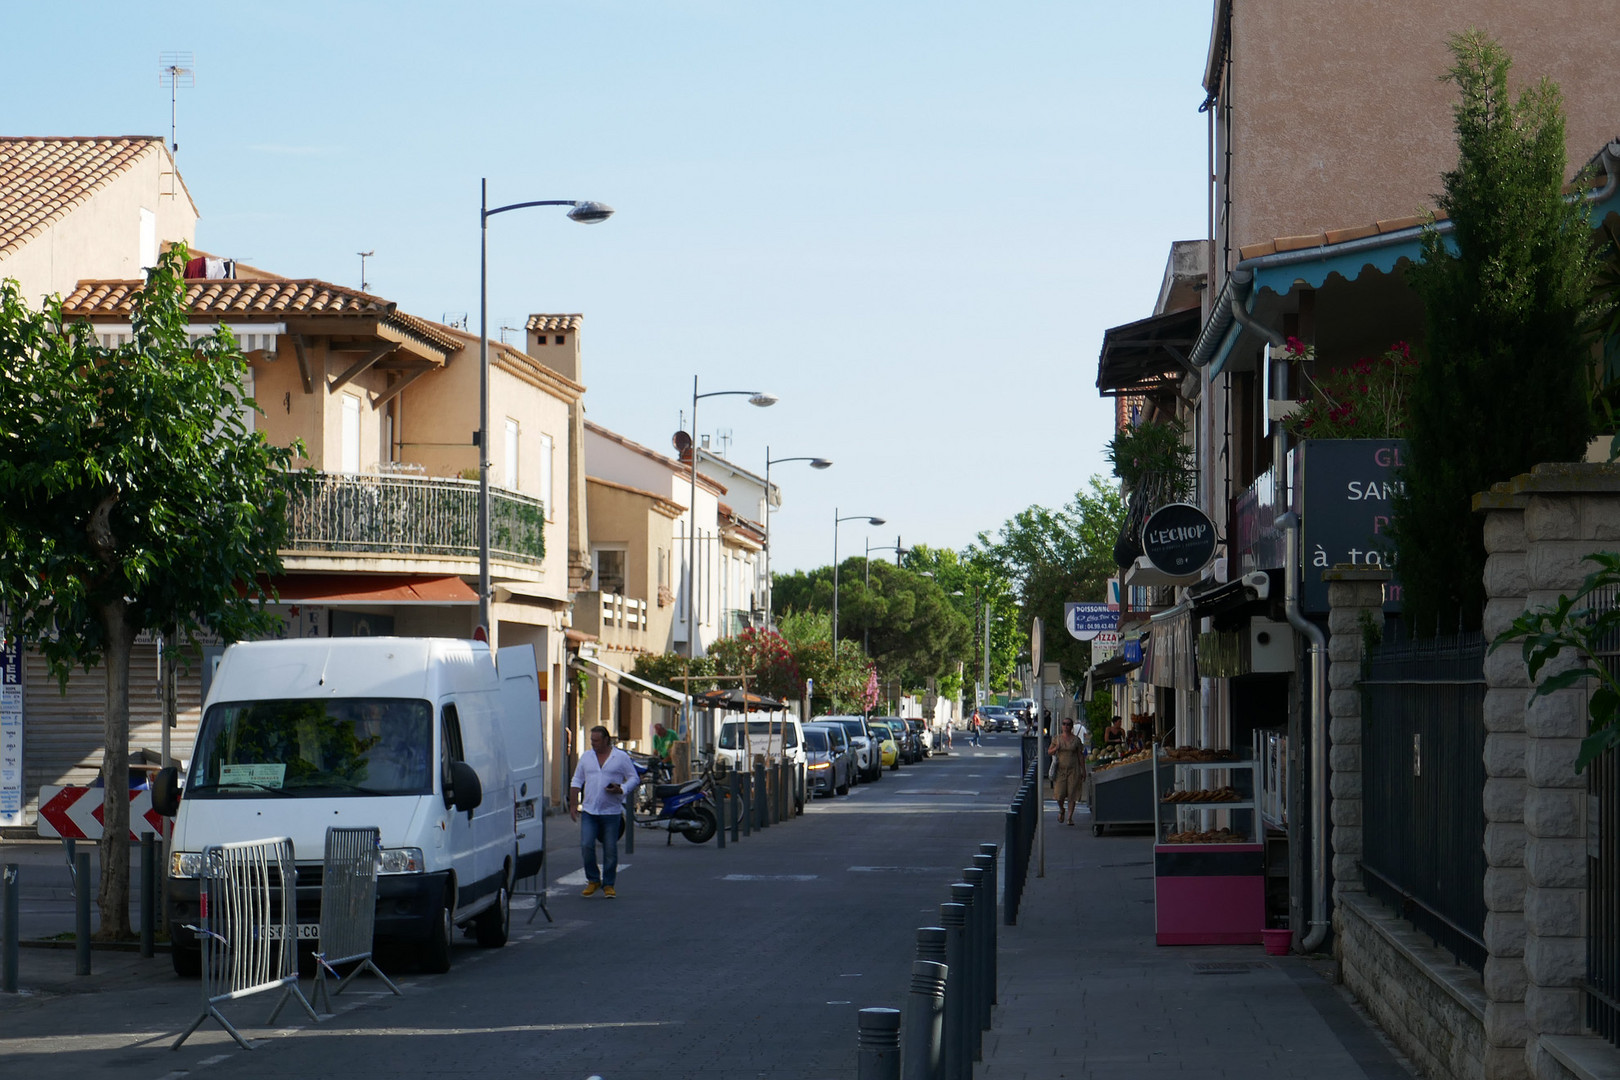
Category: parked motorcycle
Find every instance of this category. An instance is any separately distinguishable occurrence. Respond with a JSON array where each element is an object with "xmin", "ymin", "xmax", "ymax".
[{"xmin": 630, "ymin": 755, "xmax": 718, "ymax": 844}]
